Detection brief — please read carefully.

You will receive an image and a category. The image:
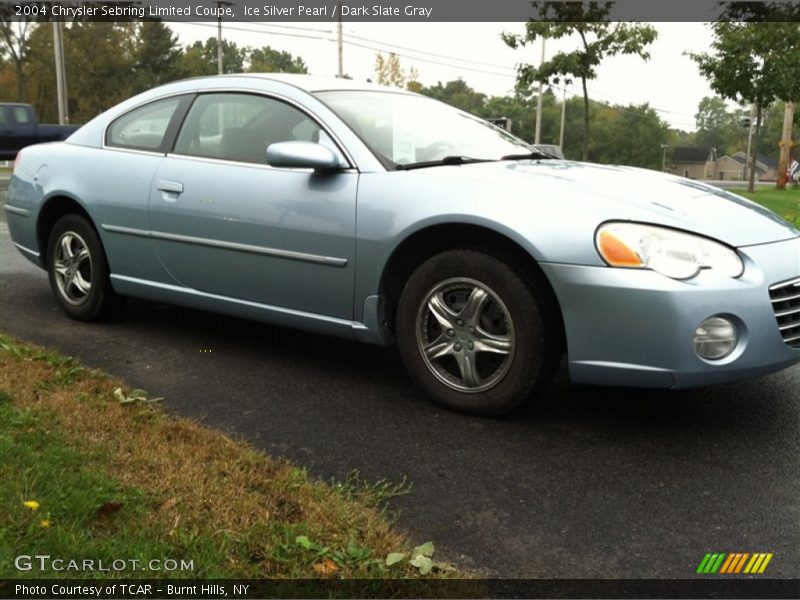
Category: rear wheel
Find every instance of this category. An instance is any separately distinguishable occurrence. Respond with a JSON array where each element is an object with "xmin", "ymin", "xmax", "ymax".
[
  {"xmin": 396, "ymin": 249, "xmax": 558, "ymax": 416},
  {"xmin": 47, "ymin": 214, "xmax": 119, "ymax": 321}
]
